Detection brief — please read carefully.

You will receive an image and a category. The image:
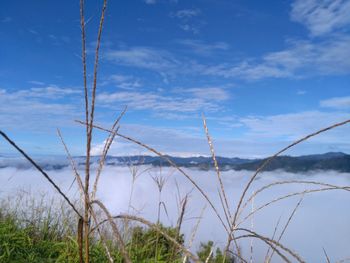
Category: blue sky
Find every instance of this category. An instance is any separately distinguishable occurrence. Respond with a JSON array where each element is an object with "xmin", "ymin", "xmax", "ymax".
[{"xmin": 0, "ymin": 0, "xmax": 350, "ymax": 157}]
